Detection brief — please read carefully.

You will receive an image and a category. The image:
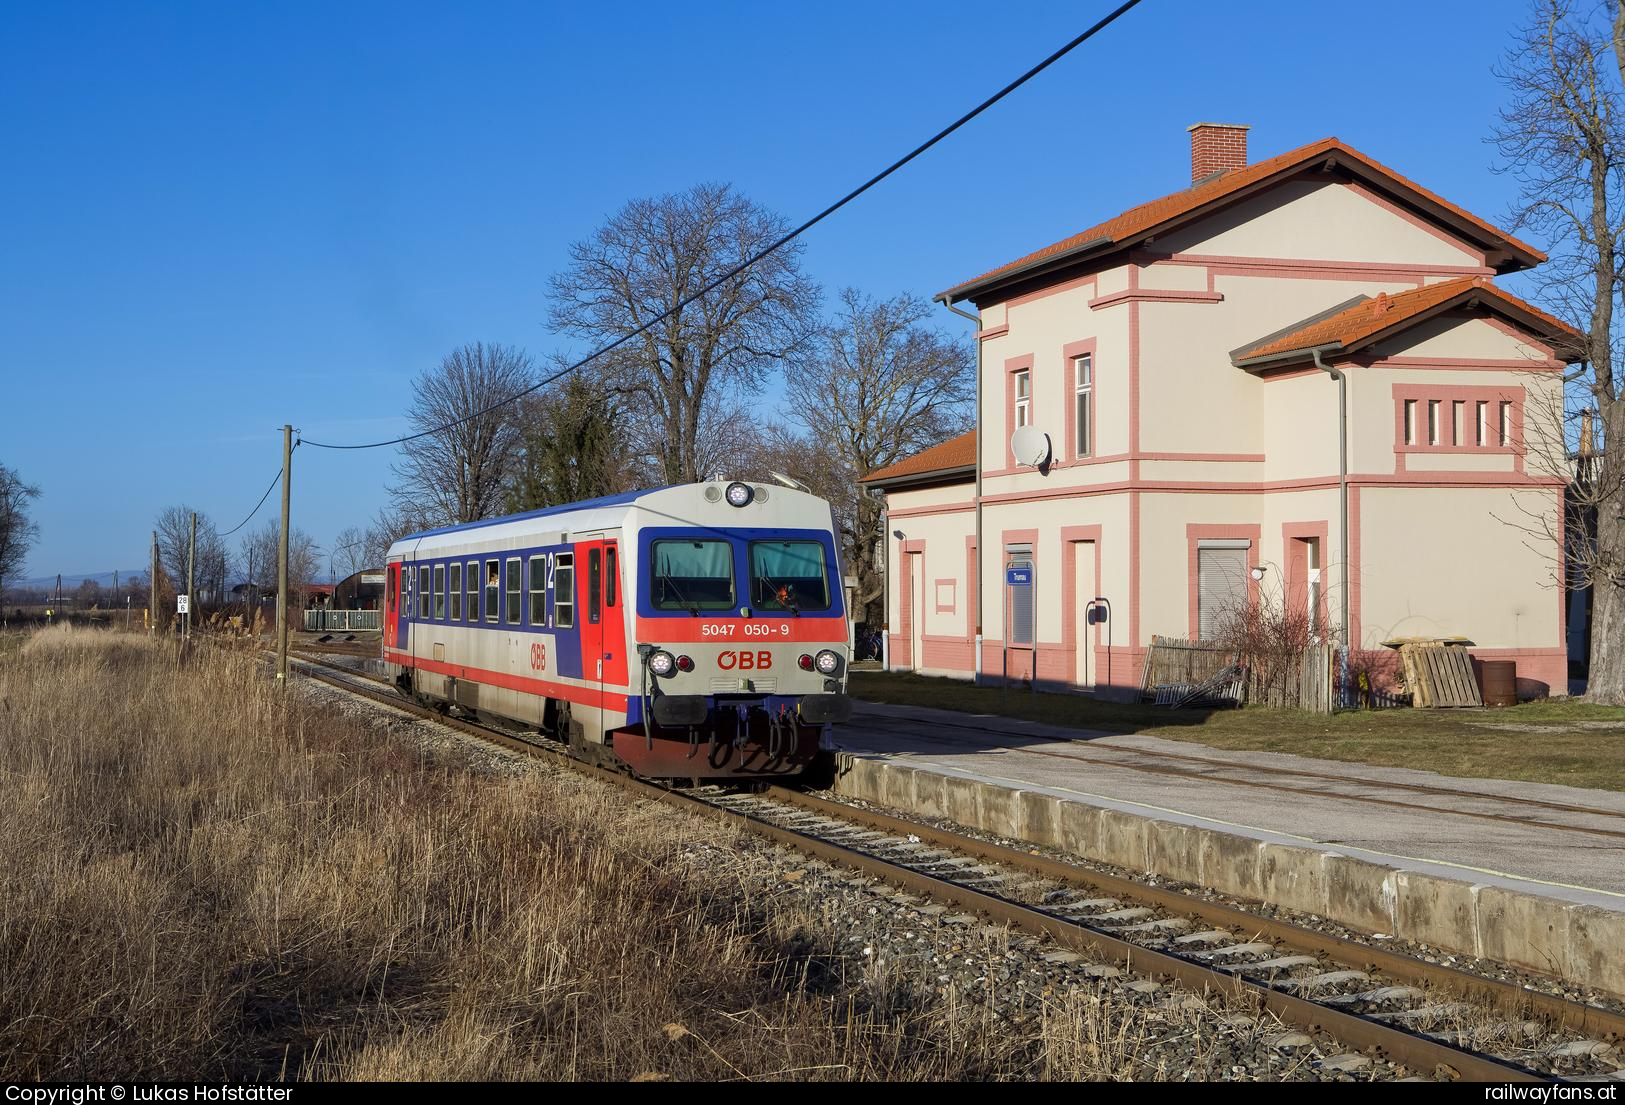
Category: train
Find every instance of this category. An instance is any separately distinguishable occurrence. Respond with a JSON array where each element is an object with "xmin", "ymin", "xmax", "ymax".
[{"xmin": 382, "ymin": 481, "xmax": 852, "ymax": 782}]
